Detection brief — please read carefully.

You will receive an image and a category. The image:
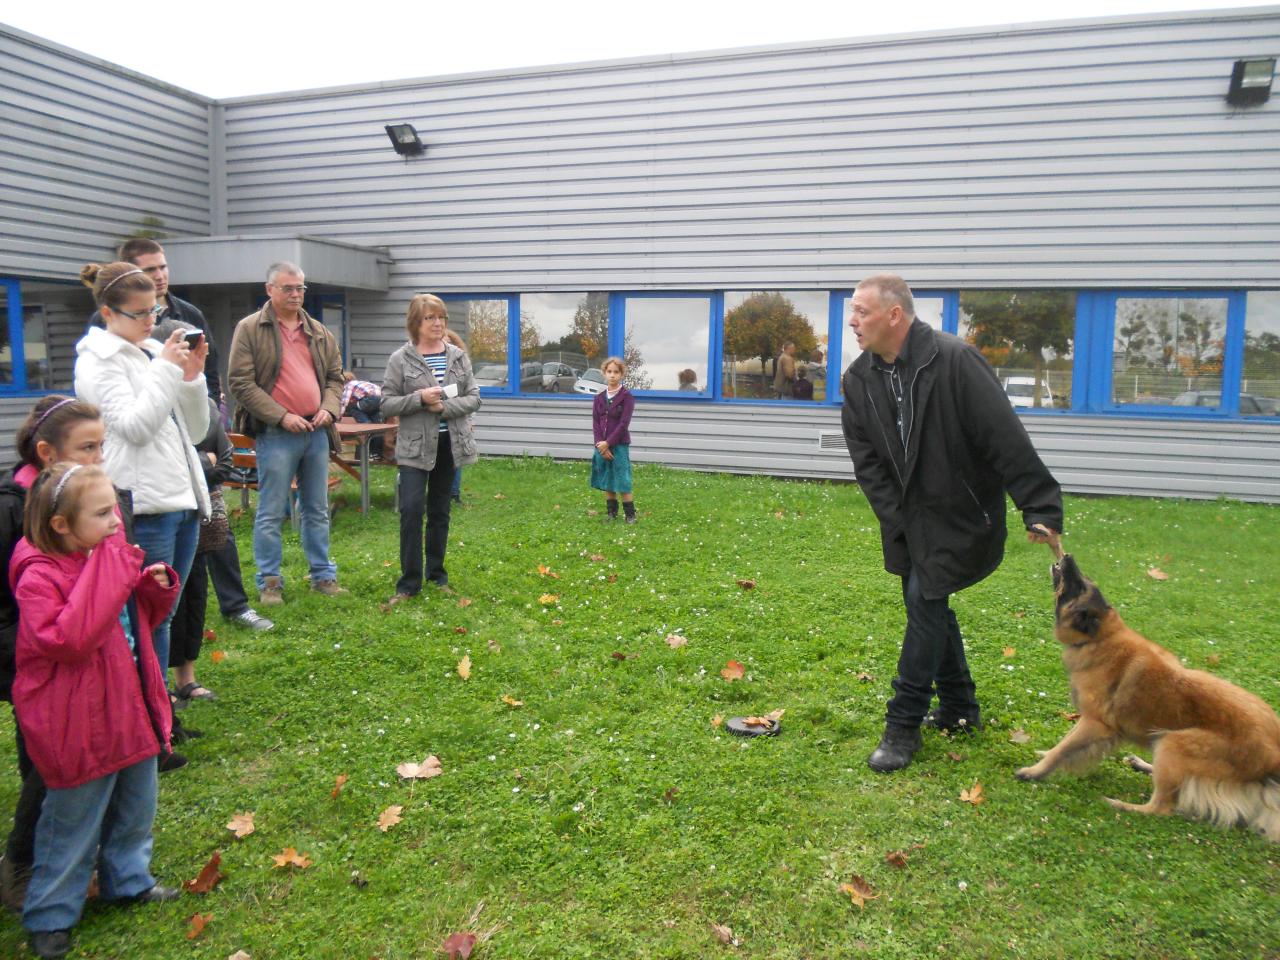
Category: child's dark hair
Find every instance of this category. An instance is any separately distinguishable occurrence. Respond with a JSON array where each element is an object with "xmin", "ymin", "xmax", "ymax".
[
  {"xmin": 14, "ymin": 396, "xmax": 101, "ymax": 467},
  {"xmin": 24, "ymin": 463, "xmax": 109, "ymax": 555},
  {"xmin": 80, "ymin": 261, "xmax": 154, "ymax": 311}
]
